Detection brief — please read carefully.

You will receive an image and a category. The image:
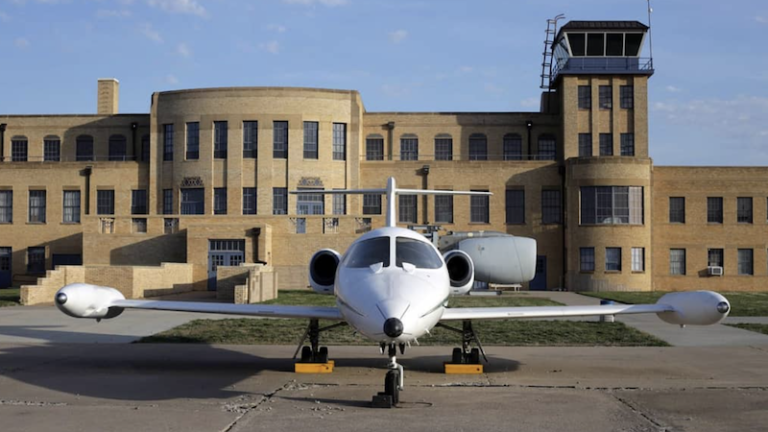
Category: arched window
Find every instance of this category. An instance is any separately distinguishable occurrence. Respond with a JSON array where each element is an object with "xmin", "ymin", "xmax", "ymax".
[
  {"xmin": 400, "ymin": 134, "xmax": 418, "ymax": 161},
  {"xmin": 43, "ymin": 135, "xmax": 61, "ymax": 162},
  {"xmin": 11, "ymin": 136, "xmax": 28, "ymax": 162},
  {"xmin": 76, "ymin": 135, "xmax": 94, "ymax": 161},
  {"xmin": 503, "ymin": 134, "xmax": 522, "ymax": 161},
  {"xmin": 434, "ymin": 134, "xmax": 453, "ymax": 161},
  {"xmin": 365, "ymin": 134, "xmax": 384, "ymax": 161},
  {"xmin": 537, "ymin": 134, "xmax": 556, "ymax": 161},
  {"xmin": 468, "ymin": 133, "xmax": 487, "ymax": 161}
]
